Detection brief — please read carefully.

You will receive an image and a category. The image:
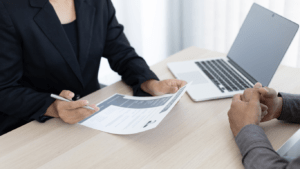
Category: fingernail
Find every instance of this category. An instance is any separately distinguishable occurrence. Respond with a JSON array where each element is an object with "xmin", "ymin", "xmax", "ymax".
[
  {"xmin": 263, "ymin": 111, "xmax": 268, "ymax": 116},
  {"xmin": 69, "ymin": 92, "xmax": 74, "ymax": 97},
  {"xmin": 84, "ymin": 100, "xmax": 89, "ymax": 105},
  {"xmin": 97, "ymin": 107, "xmax": 100, "ymax": 111},
  {"xmin": 264, "ymin": 88, "xmax": 268, "ymax": 92}
]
